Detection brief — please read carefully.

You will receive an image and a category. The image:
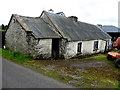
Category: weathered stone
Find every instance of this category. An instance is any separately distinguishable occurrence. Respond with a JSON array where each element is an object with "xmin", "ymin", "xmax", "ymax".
[
  {"xmin": 5, "ymin": 12, "xmax": 111, "ymax": 60},
  {"xmin": 5, "ymin": 18, "xmax": 52, "ymax": 59}
]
